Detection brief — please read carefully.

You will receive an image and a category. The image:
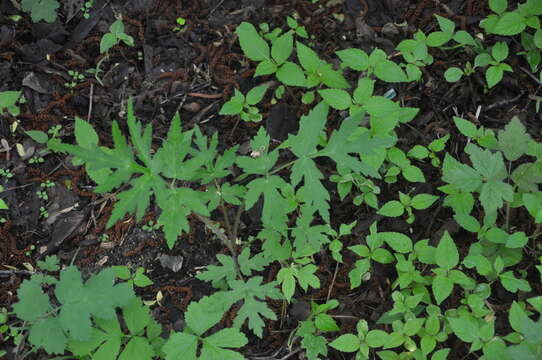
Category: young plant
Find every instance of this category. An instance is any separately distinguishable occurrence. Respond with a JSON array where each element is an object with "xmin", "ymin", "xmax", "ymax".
[
  {"xmin": 473, "ymin": 41, "xmax": 513, "ymax": 88},
  {"xmin": 113, "ymin": 266, "xmax": 154, "ymax": 288},
  {"xmin": 100, "ymin": 19, "xmax": 135, "ymax": 54},
  {"xmin": 377, "ymin": 191, "xmax": 439, "ymax": 224},
  {"xmin": 290, "ymin": 300, "xmax": 340, "ymax": 360},
  {"xmin": 21, "ymin": 0, "xmax": 60, "ymax": 23},
  {"xmin": 64, "ymin": 70, "xmax": 85, "ymax": 89},
  {"xmin": 0, "ymin": 90, "xmax": 22, "ymax": 117},
  {"xmin": 219, "ymin": 85, "xmax": 269, "ymax": 122}
]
